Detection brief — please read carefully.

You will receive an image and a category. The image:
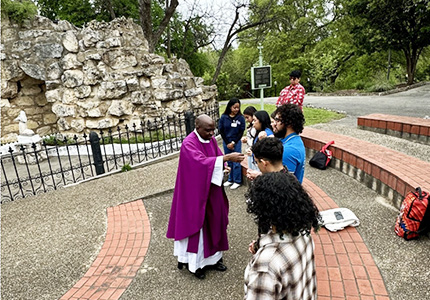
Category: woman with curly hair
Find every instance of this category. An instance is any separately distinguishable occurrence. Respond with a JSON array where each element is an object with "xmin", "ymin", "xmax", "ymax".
[
  {"xmin": 244, "ymin": 172, "xmax": 321, "ymax": 300},
  {"xmin": 271, "ymin": 103, "xmax": 306, "ymax": 183}
]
